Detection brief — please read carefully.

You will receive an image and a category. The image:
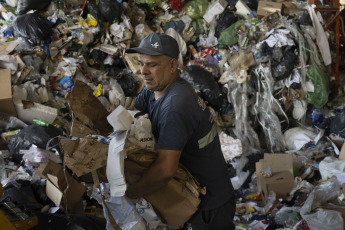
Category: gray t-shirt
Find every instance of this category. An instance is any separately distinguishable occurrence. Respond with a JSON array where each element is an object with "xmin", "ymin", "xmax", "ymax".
[{"xmin": 135, "ymin": 77, "xmax": 234, "ymax": 210}]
